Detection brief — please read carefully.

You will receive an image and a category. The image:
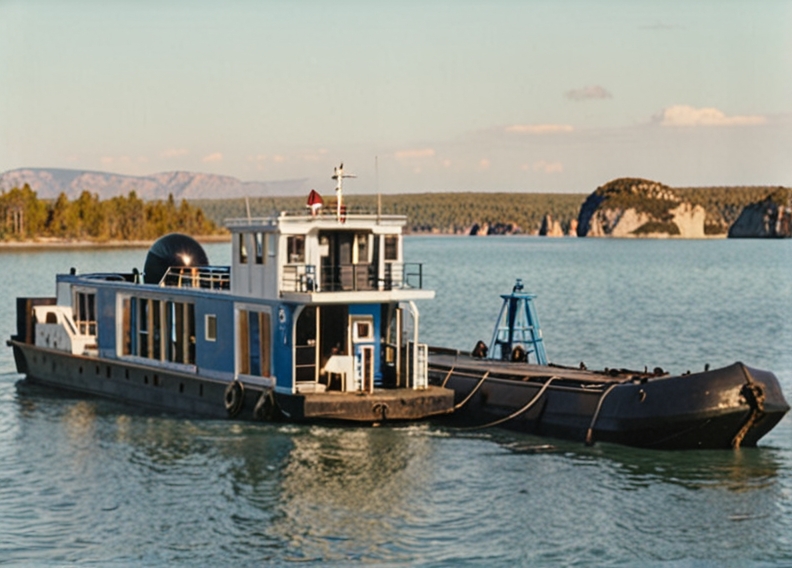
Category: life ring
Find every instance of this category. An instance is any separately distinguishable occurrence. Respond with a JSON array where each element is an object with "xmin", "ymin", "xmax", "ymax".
[
  {"xmin": 253, "ymin": 389, "xmax": 277, "ymax": 421},
  {"xmin": 224, "ymin": 380, "xmax": 245, "ymax": 417}
]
